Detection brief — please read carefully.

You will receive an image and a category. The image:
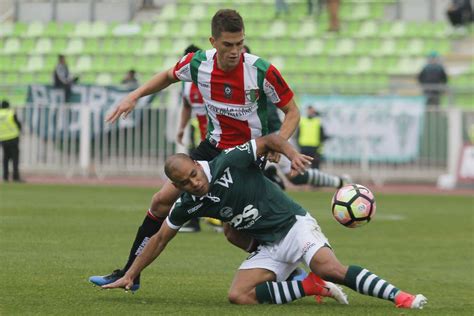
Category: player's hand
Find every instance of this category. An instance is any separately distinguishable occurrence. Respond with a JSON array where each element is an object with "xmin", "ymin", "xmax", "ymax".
[
  {"xmin": 176, "ymin": 128, "xmax": 185, "ymax": 145},
  {"xmin": 101, "ymin": 276, "xmax": 134, "ymax": 291},
  {"xmin": 289, "ymin": 153, "xmax": 313, "ymax": 176},
  {"xmin": 106, "ymin": 95, "xmax": 137, "ymax": 123},
  {"xmin": 267, "ymin": 151, "xmax": 281, "ymax": 163}
]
